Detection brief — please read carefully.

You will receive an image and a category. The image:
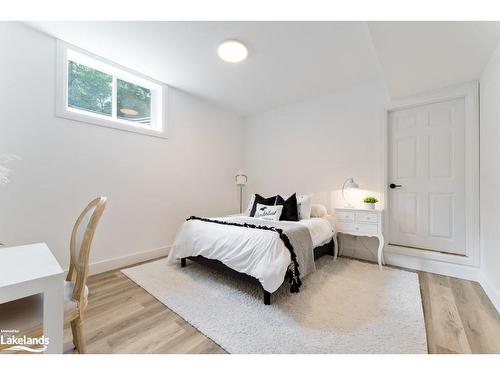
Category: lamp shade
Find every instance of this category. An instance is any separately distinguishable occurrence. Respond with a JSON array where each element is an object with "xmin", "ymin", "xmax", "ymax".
[
  {"xmin": 235, "ymin": 174, "xmax": 247, "ymax": 186},
  {"xmin": 344, "ymin": 178, "xmax": 359, "ymax": 190}
]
